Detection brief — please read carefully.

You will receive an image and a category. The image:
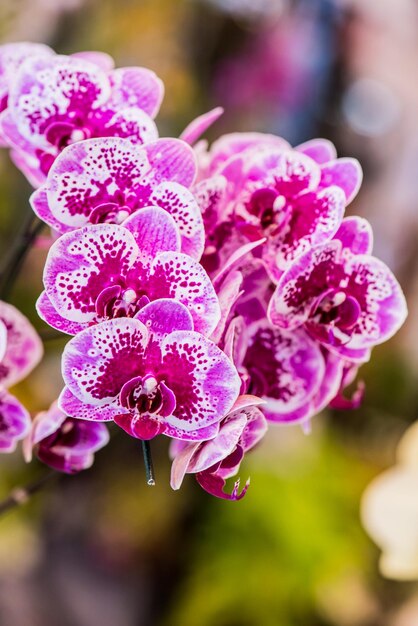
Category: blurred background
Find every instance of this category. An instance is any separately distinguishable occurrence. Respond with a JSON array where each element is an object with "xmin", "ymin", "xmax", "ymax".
[{"xmin": 0, "ymin": 0, "xmax": 418, "ymax": 624}]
